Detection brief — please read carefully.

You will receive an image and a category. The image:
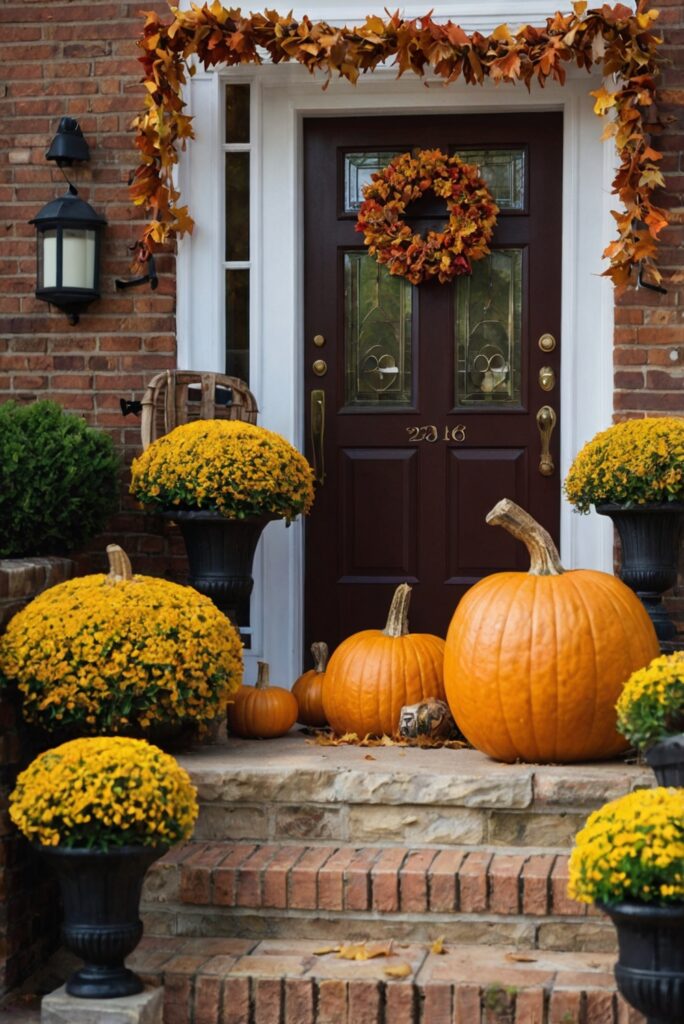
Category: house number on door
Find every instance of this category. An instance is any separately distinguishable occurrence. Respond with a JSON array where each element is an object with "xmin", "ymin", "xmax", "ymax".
[{"xmin": 406, "ymin": 425, "xmax": 467, "ymax": 443}]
